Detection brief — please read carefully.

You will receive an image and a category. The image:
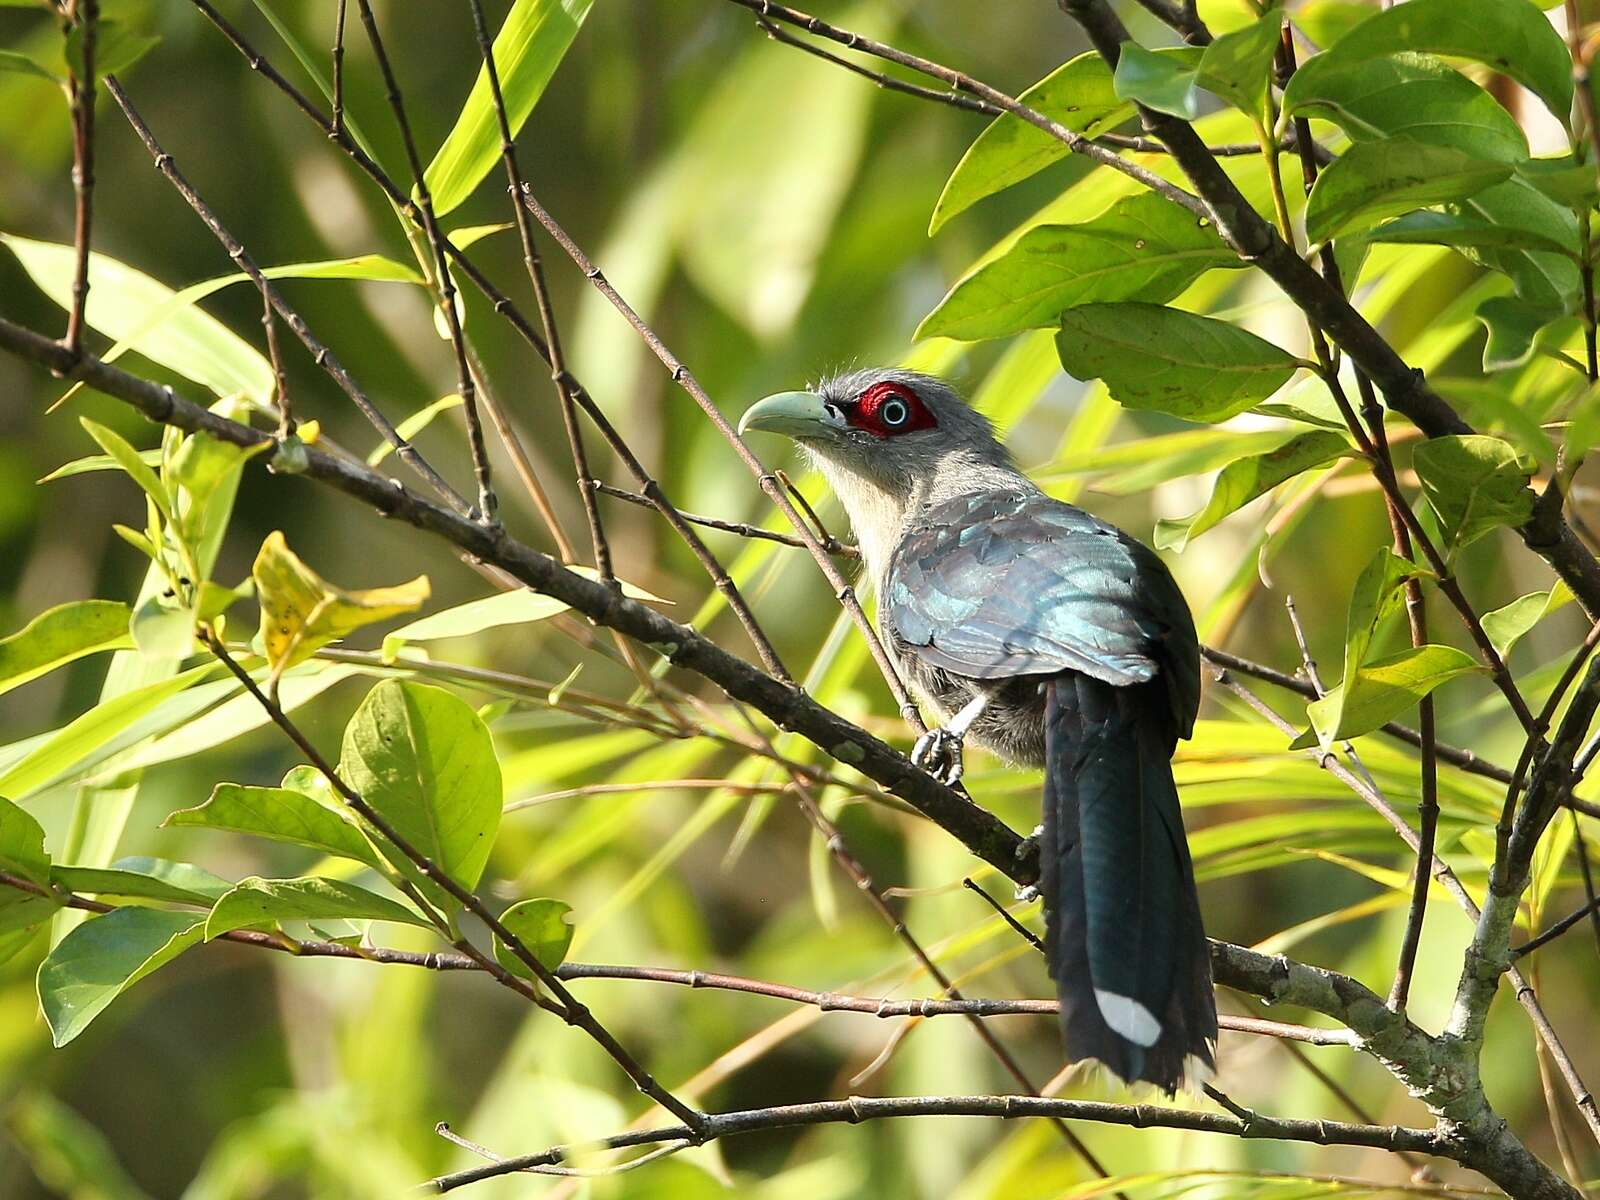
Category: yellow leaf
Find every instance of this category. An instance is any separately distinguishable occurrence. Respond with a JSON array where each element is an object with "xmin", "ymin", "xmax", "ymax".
[{"xmin": 253, "ymin": 532, "xmax": 429, "ymax": 683}]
